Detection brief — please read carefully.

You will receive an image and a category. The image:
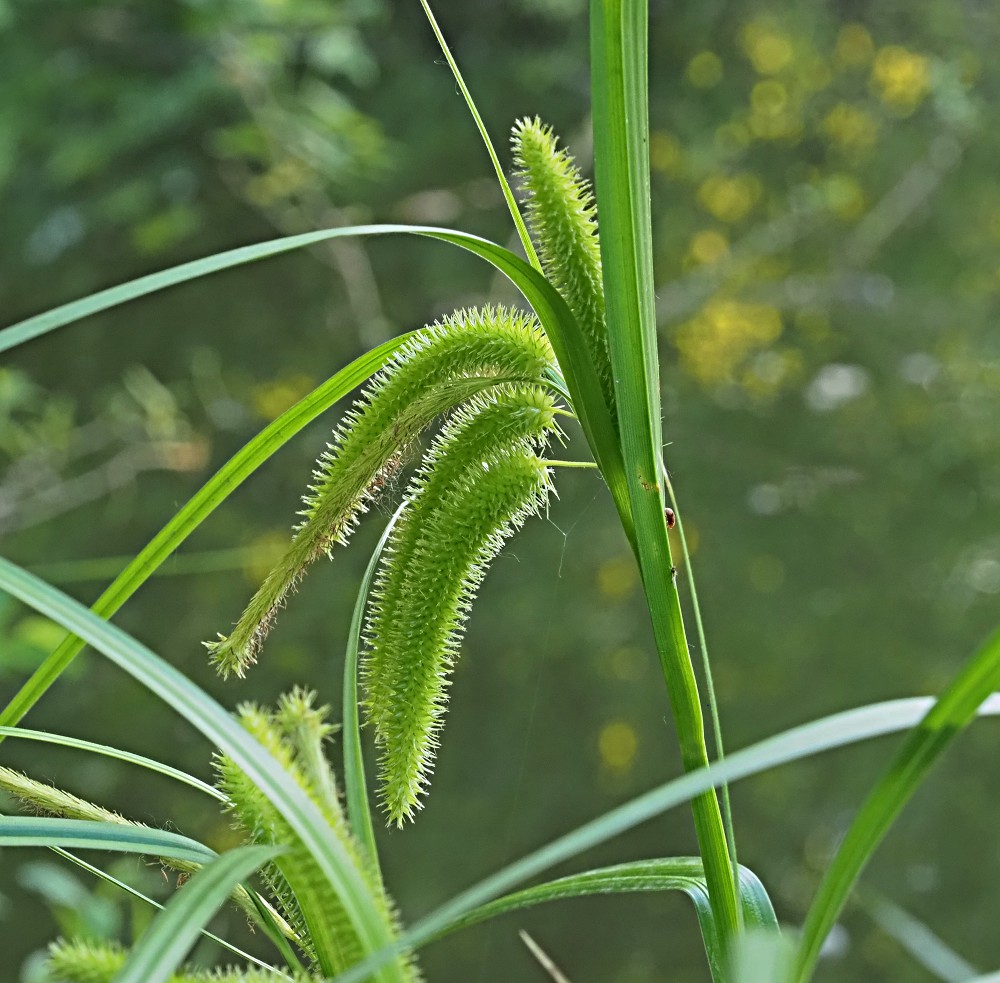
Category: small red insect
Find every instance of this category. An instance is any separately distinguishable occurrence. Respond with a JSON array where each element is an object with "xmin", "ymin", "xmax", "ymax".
[{"xmin": 664, "ymin": 507, "xmax": 676, "ymax": 529}]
